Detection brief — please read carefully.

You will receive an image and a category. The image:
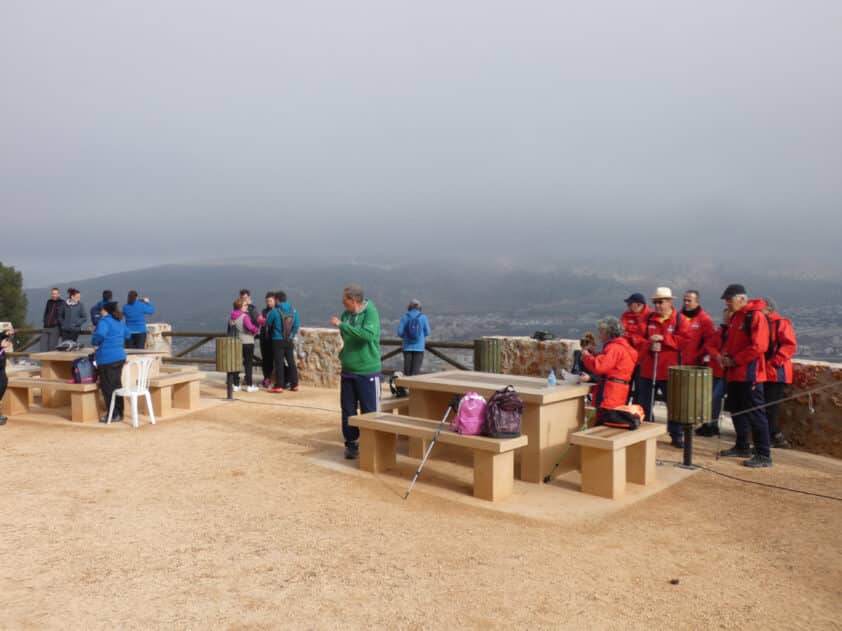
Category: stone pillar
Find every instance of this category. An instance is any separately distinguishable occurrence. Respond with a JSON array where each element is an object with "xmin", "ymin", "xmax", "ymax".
[
  {"xmin": 497, "ymin": 336, "xmax": 577, "ymax": 377},
  {"xmin": 146, "ymin": 323, "xmax": 172, "ymax": 354},
  {"xmin": 295, "ymin": 327, "xmax": 343, "ymax": 387}
]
